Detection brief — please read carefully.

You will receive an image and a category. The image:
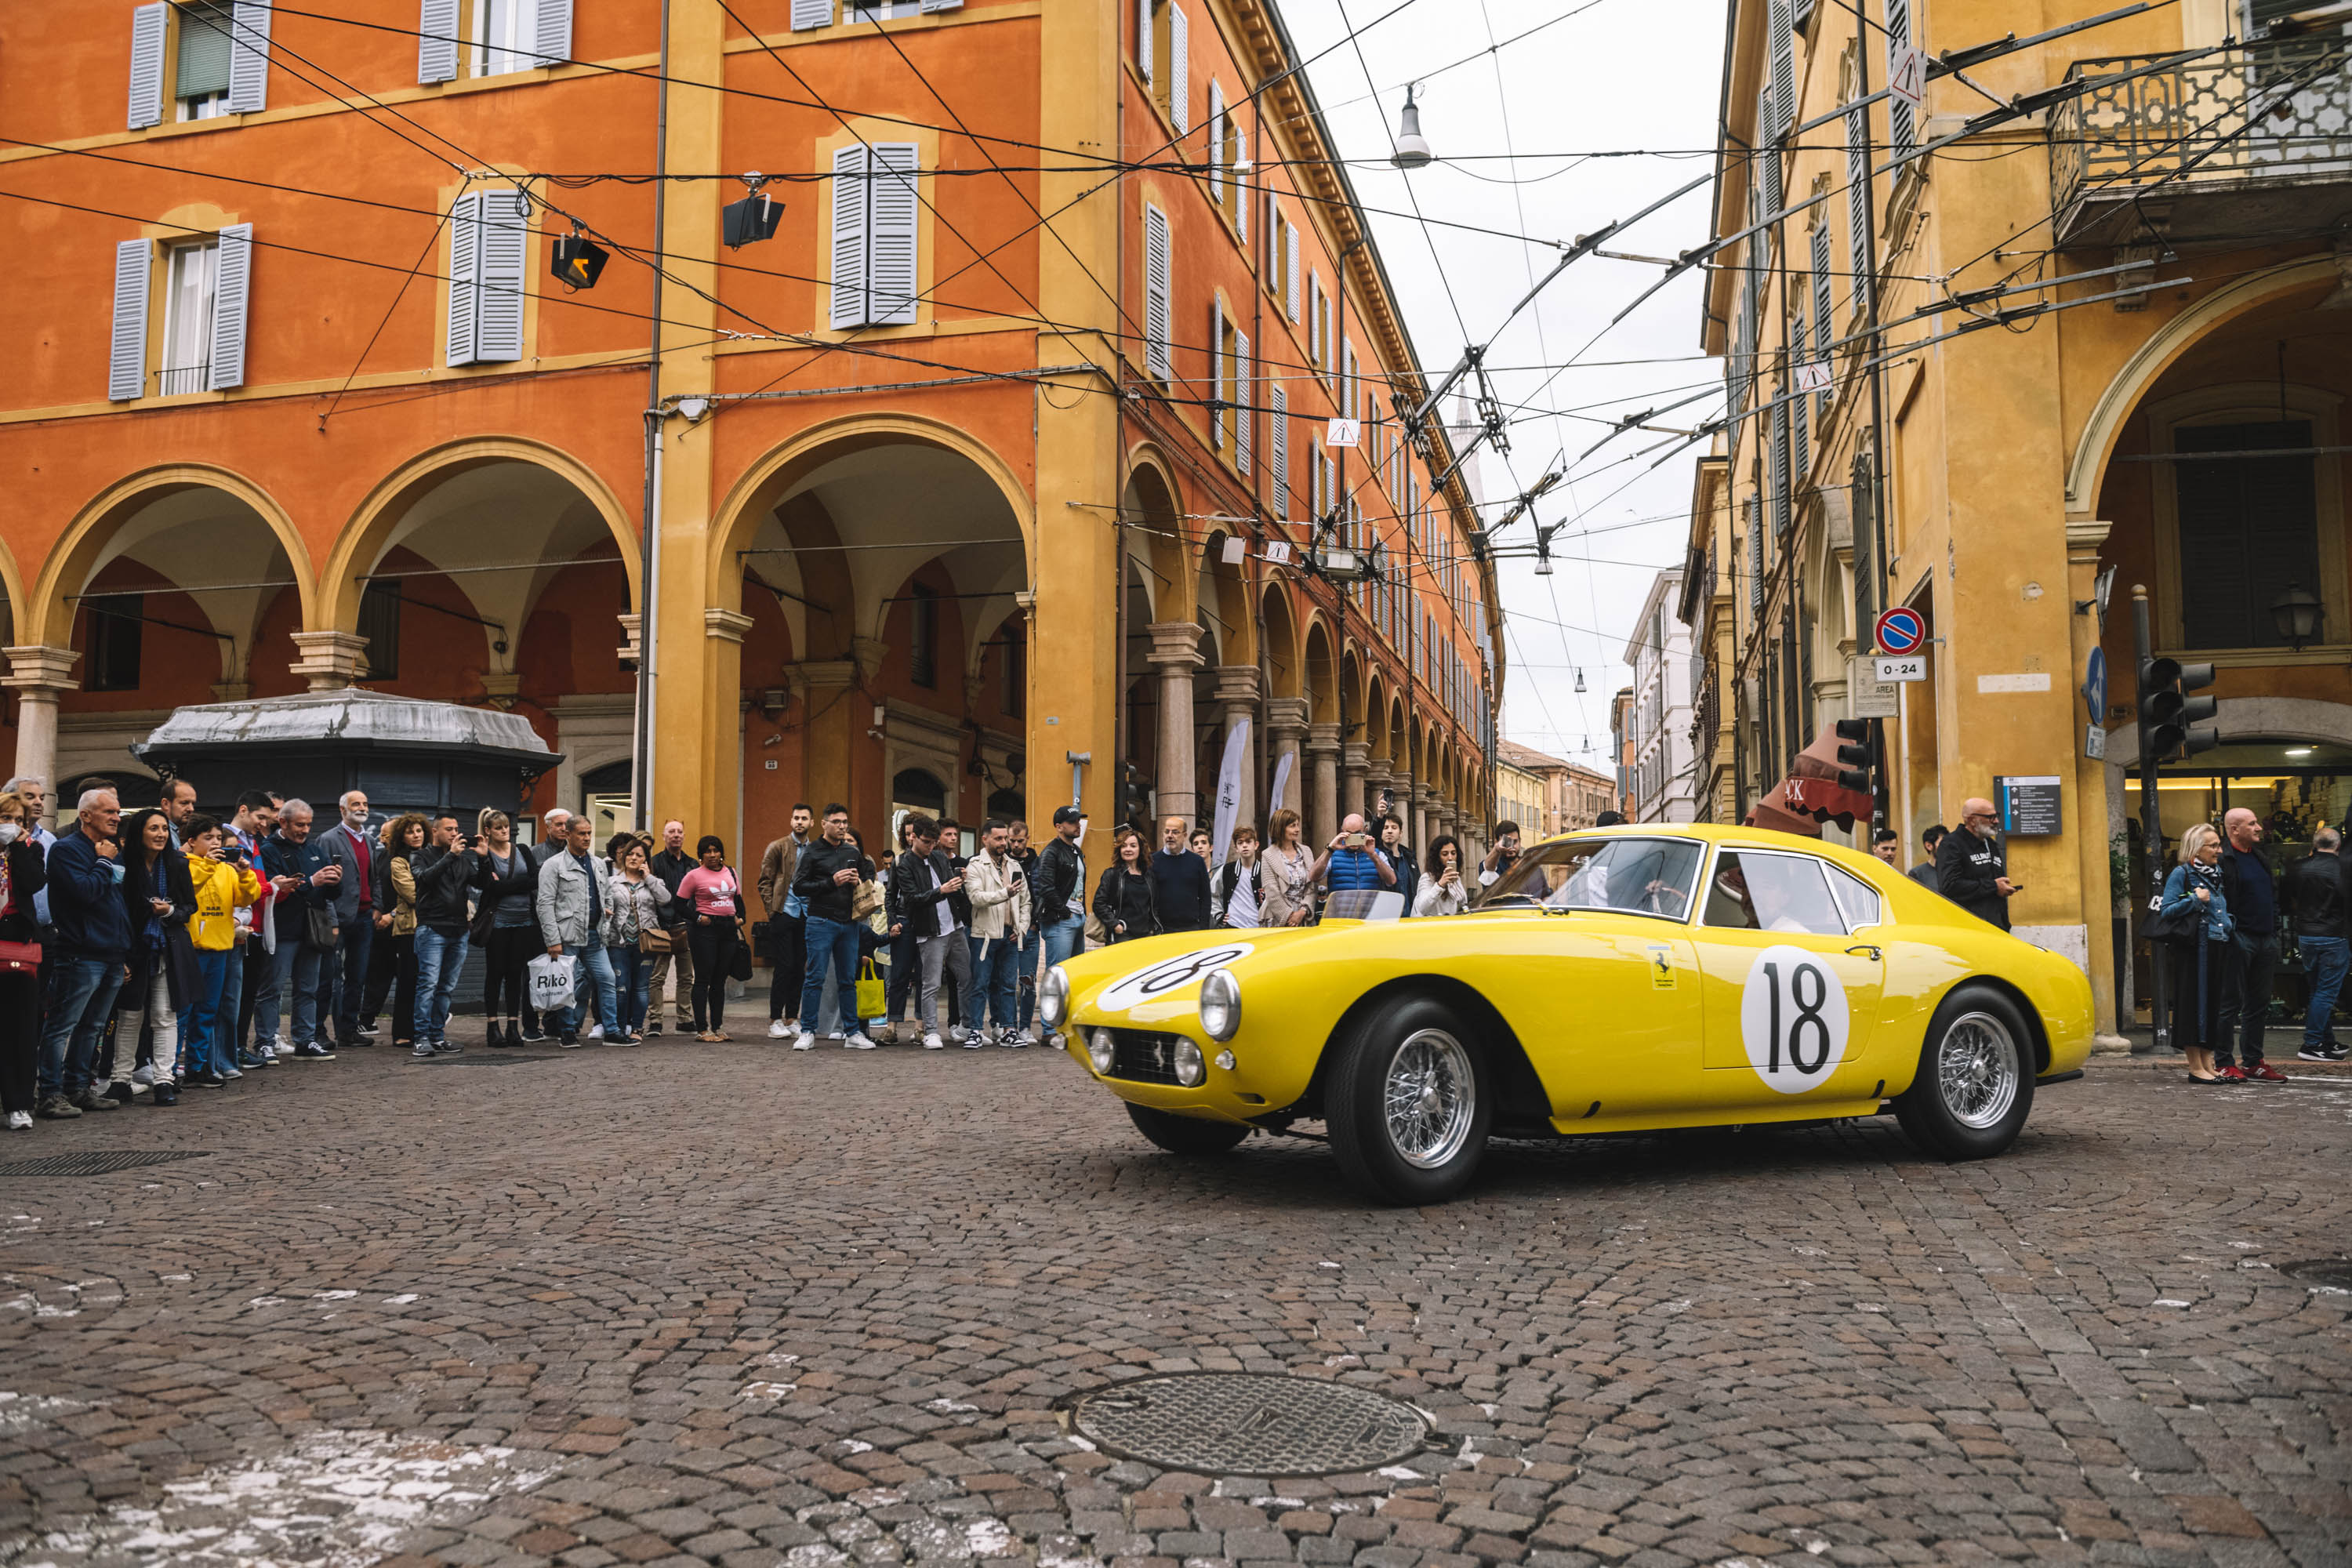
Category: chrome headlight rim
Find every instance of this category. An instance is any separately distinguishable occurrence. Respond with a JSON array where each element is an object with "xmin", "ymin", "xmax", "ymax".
[
  {"xmin": 1086, "ymin": 1028, "xmax": 1116, "ymax": 1074},
  {"xmin": 1039, "ymin": 965, "xmax": 1070, "ymax": 1030},
  {"xmin": 1173, "ymin": 1037, "xmax": 1207, "ymax": 1087},
  {"xmin": 1198, "ymin": 967, "xmax": 1242, "ymax": 1042}
]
